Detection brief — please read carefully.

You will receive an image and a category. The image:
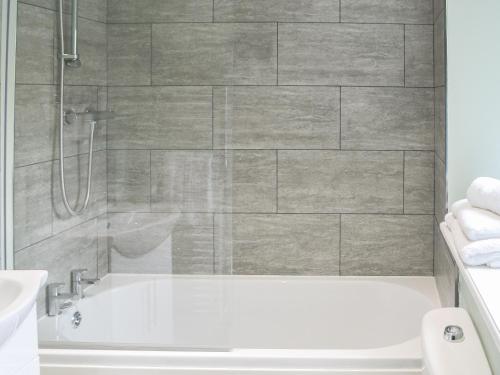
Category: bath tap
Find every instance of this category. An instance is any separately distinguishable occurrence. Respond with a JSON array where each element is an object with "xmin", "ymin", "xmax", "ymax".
[
  {"xmin": 47, "ymin": 283, "xmax": 74, "ymax": 316},
  {"xmin": 71, "ymin": 269, "xmax": 100, "ymax": 299}
]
